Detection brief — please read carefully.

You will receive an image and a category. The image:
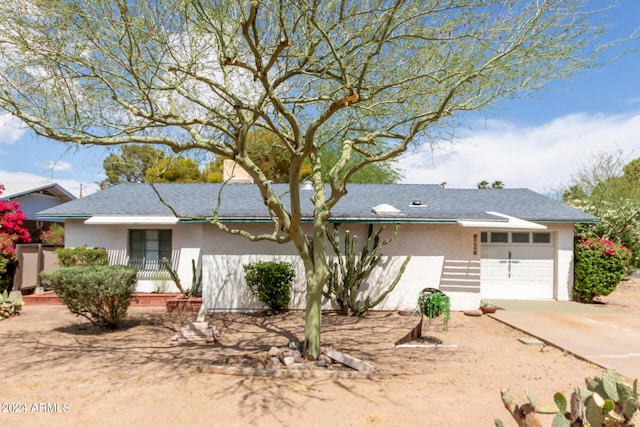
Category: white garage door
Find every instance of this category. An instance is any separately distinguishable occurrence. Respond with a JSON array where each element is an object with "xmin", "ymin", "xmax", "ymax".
[{"xmin": 481, "ymin": 231, "xmax": 554, "ymax": 300}]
